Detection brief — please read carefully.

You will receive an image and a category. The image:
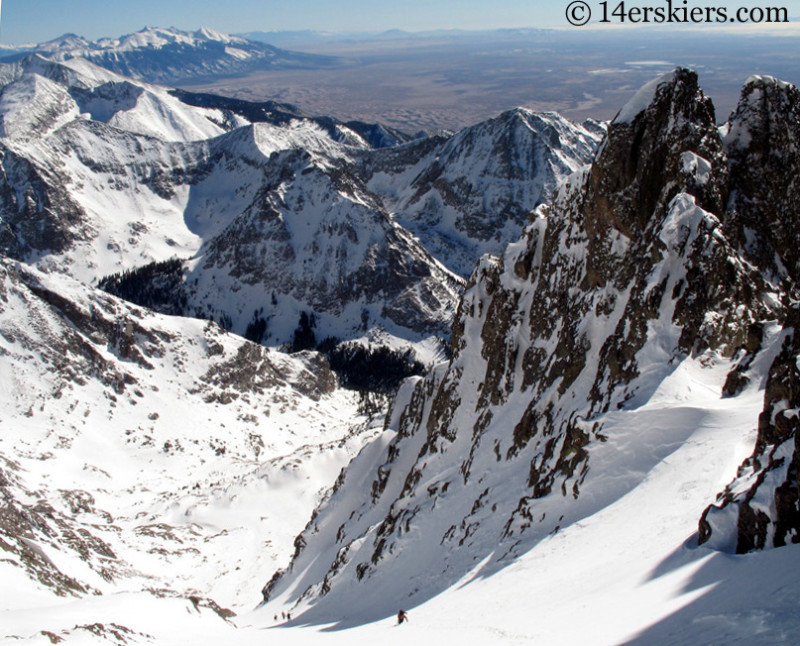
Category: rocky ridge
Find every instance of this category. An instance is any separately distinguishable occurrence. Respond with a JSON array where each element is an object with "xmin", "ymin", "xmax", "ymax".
[
  {"xmin": 697, "ymin": 79, "xmax": 800, "ymax": 554},
  {"xmin": 260, "ymin": 69, "xmax": 800, "ymax": 624}
]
